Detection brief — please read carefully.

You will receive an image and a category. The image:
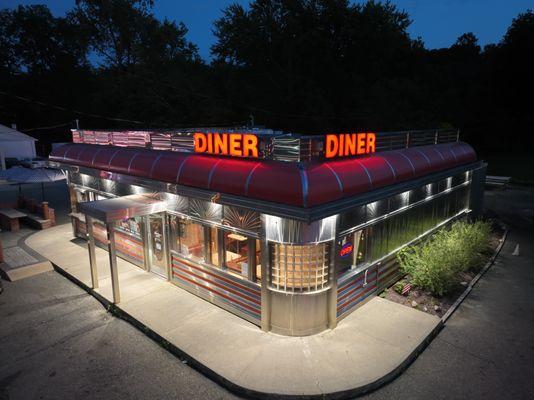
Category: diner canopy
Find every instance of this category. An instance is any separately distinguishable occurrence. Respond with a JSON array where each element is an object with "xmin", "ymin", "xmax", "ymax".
[
  {"xmin": 78, "ymin": 193, "xmax": 166, "ymax": 223},
  {"xmin": 50, "ymin": 141, "xmax": 476, "ymax": 208}
]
